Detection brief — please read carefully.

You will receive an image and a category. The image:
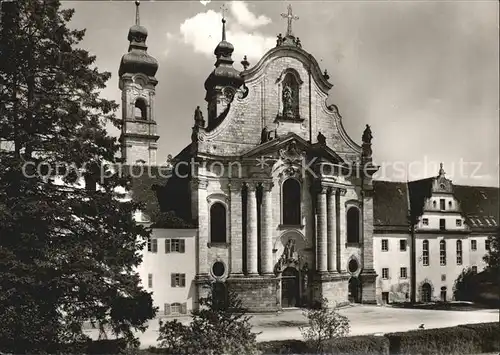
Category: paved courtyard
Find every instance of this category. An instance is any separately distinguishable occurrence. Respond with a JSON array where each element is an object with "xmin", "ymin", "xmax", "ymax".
[{"xmin": 84, "ymin": 305, "xmax": 499, "ymax": 348}]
